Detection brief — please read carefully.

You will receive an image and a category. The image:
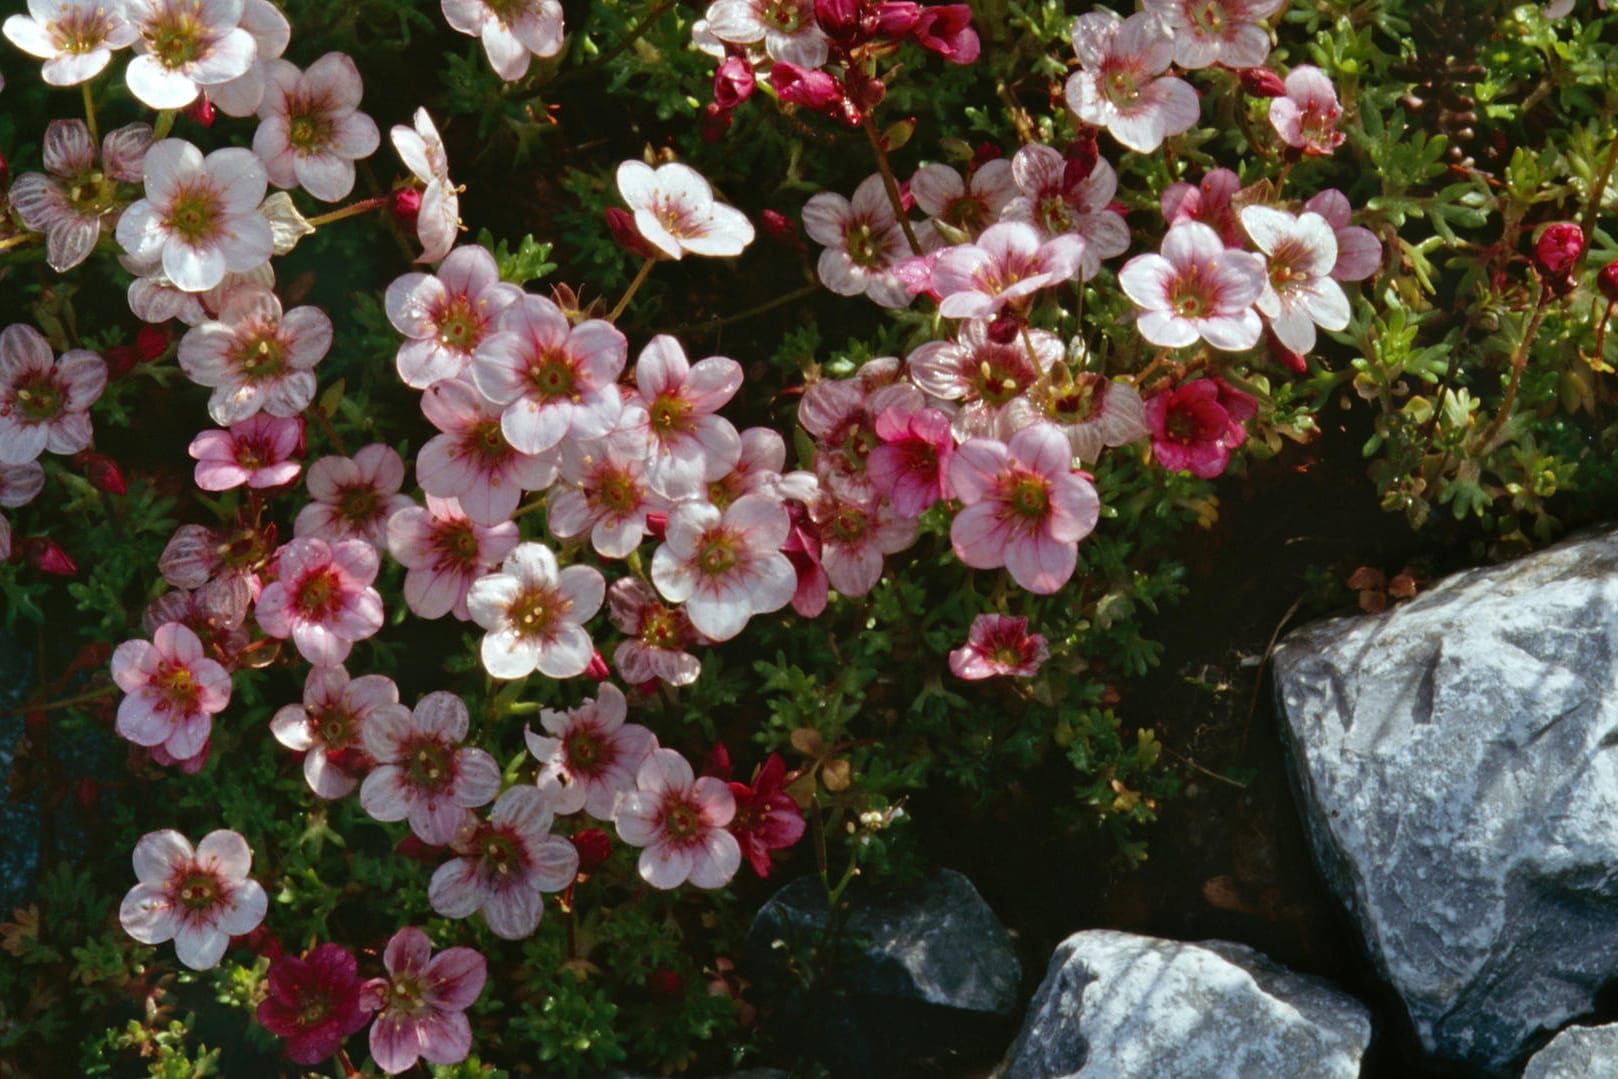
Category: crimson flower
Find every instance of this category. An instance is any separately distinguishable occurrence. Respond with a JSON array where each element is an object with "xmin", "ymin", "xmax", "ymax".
[
  {"xmin": 727, "ymin": 754, "xmax": 806, "ymax": 878},
  {"xmin": 256, "ymin": 943, "xmax": 375, "ymax": 1065}
]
